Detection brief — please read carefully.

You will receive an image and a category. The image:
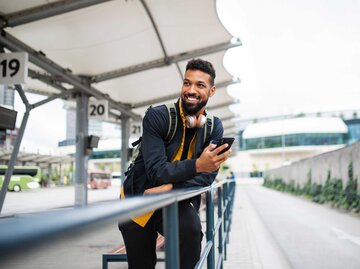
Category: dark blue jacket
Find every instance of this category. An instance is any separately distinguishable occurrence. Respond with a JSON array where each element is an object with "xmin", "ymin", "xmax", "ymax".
[{"xmin": 123, "ymin": 101, "xmax": 224, "ymax": 201}]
